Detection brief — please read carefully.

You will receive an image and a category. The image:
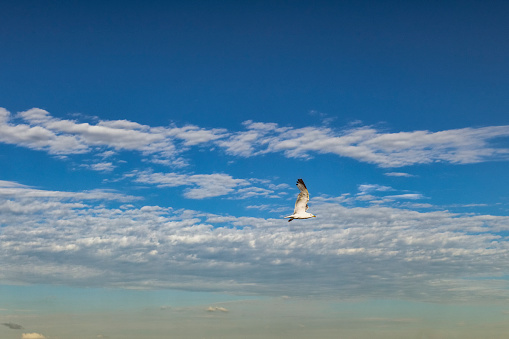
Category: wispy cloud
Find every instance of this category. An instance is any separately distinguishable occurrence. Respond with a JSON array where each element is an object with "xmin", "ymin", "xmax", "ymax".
[
  {"xmin": 220, "ymin": 121, "xmax": 509, "ymax": 167},
  {"xmin": 384, "ymin": 172, "xmax": 415, "ymax": 177},
  {"xmin": 2, "ymin": 108, "xmax": 509, "ymax": 168},
  {"xmin": 0, "ymin": 180, "xmax": 140, "ymax": 203},
  {"xmin": 87, "ymin": 162, "xmax": 117, "ymax": 172},
  {"xmin": 127, "ymin": 170, "xmax": 284, "ymax": 199},
  {"xmin": 357, "ymin": 184, "xmax": 394, "ymax": 195},
  {"xmin": 127, "ymin": 170, "xmax": 250, "ymax": 199},
  {"xmin": 384, "ymin": 193, "xmax": 424, "ymax": 200}
]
